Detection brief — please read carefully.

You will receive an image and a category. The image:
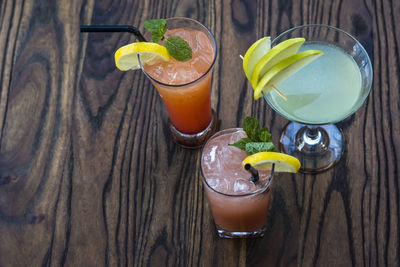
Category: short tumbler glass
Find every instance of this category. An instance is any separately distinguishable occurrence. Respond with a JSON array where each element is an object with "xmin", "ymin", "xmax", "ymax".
[{"xmin": 200, "ymin": 128, "xmax": 275, "ymax": 238}]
